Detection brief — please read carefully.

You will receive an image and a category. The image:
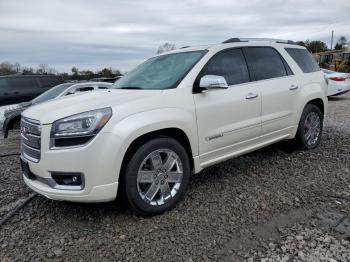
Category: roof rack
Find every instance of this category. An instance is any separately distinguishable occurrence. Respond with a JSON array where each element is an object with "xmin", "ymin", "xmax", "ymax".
[{"xmin": 222, "ymin": 38, "xmax": 296, "ymax": 45}]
